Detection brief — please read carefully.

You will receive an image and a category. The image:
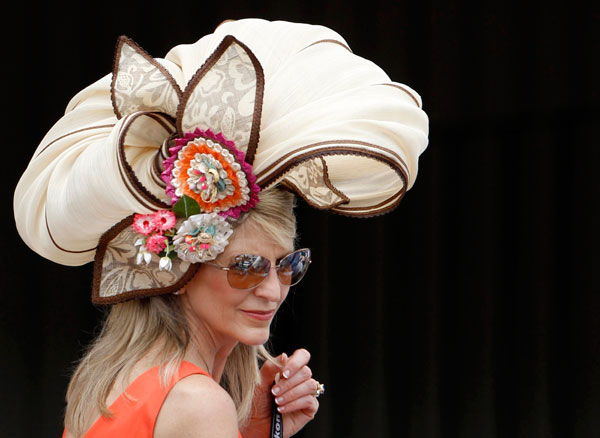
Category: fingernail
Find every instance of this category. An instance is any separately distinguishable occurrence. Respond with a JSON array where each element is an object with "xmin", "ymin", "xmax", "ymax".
[
  {"xmin": 275, "ymin": 397, "xmax": 284, "ymax": 405},
  {"xmin": 271, "ymin": 386, "xmax": 281, "ymax": 396},
  {"xmin": 282, "ymin": 369, "xmax": 290, "ymax": 379},
  {"xmin": 277, "ymin": 405, "xmax": 285, "ymax": 413}
]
